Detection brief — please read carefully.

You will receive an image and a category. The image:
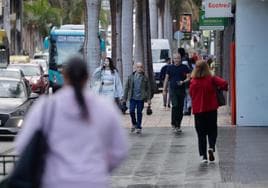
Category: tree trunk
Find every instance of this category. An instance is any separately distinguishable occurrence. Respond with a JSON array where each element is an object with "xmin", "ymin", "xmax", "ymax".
[
  {"xmin": 142, "ymin": 0, "xmax": 155, "ymax": 97},
  {"xmin": 84, "ymin": 0, "xmax": 101, "ymax": 78},
  {"xmin": 110, "ymin": 0, "xmax": 117, "ymax": 64},
  {"xmin": 134, "ymin": 0, "xmax": 143, "ymax": 63},
  {"xmin": 121, "ymin": 0, "xmax": 134, "ymax": 86},
  {"xmin": 149, "ymin": 0, "xmax": 158, "ymax": 39},
  {"xmin": 115, "ymin": 0, "xmax": 123, "ymax": 79},
  {"xmin": 164, "ymin": 0, "xmax": 172, "ymax": 50},
  {"xmin": 3, "ymin": 0, "xmax": 11, "ymax": 46},
  {"xmin": 157, "ymin": 1, "xmax": 165, "ymax": 39}
]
